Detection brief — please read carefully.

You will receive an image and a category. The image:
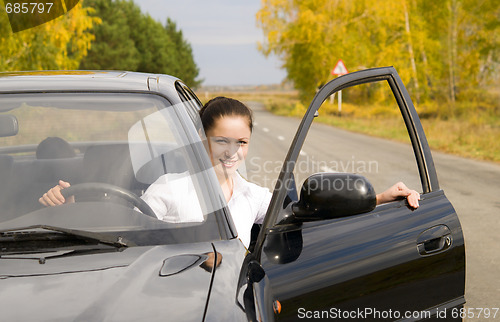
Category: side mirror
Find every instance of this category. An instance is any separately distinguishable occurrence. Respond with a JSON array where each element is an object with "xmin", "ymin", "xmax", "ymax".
[
  {"xmin": 0, "ymin": 115, "xmax": 18, "ymax": 137},
  {"xmin": 292, "ymin": 173, "xmax": 376, "ymax": 221}
]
